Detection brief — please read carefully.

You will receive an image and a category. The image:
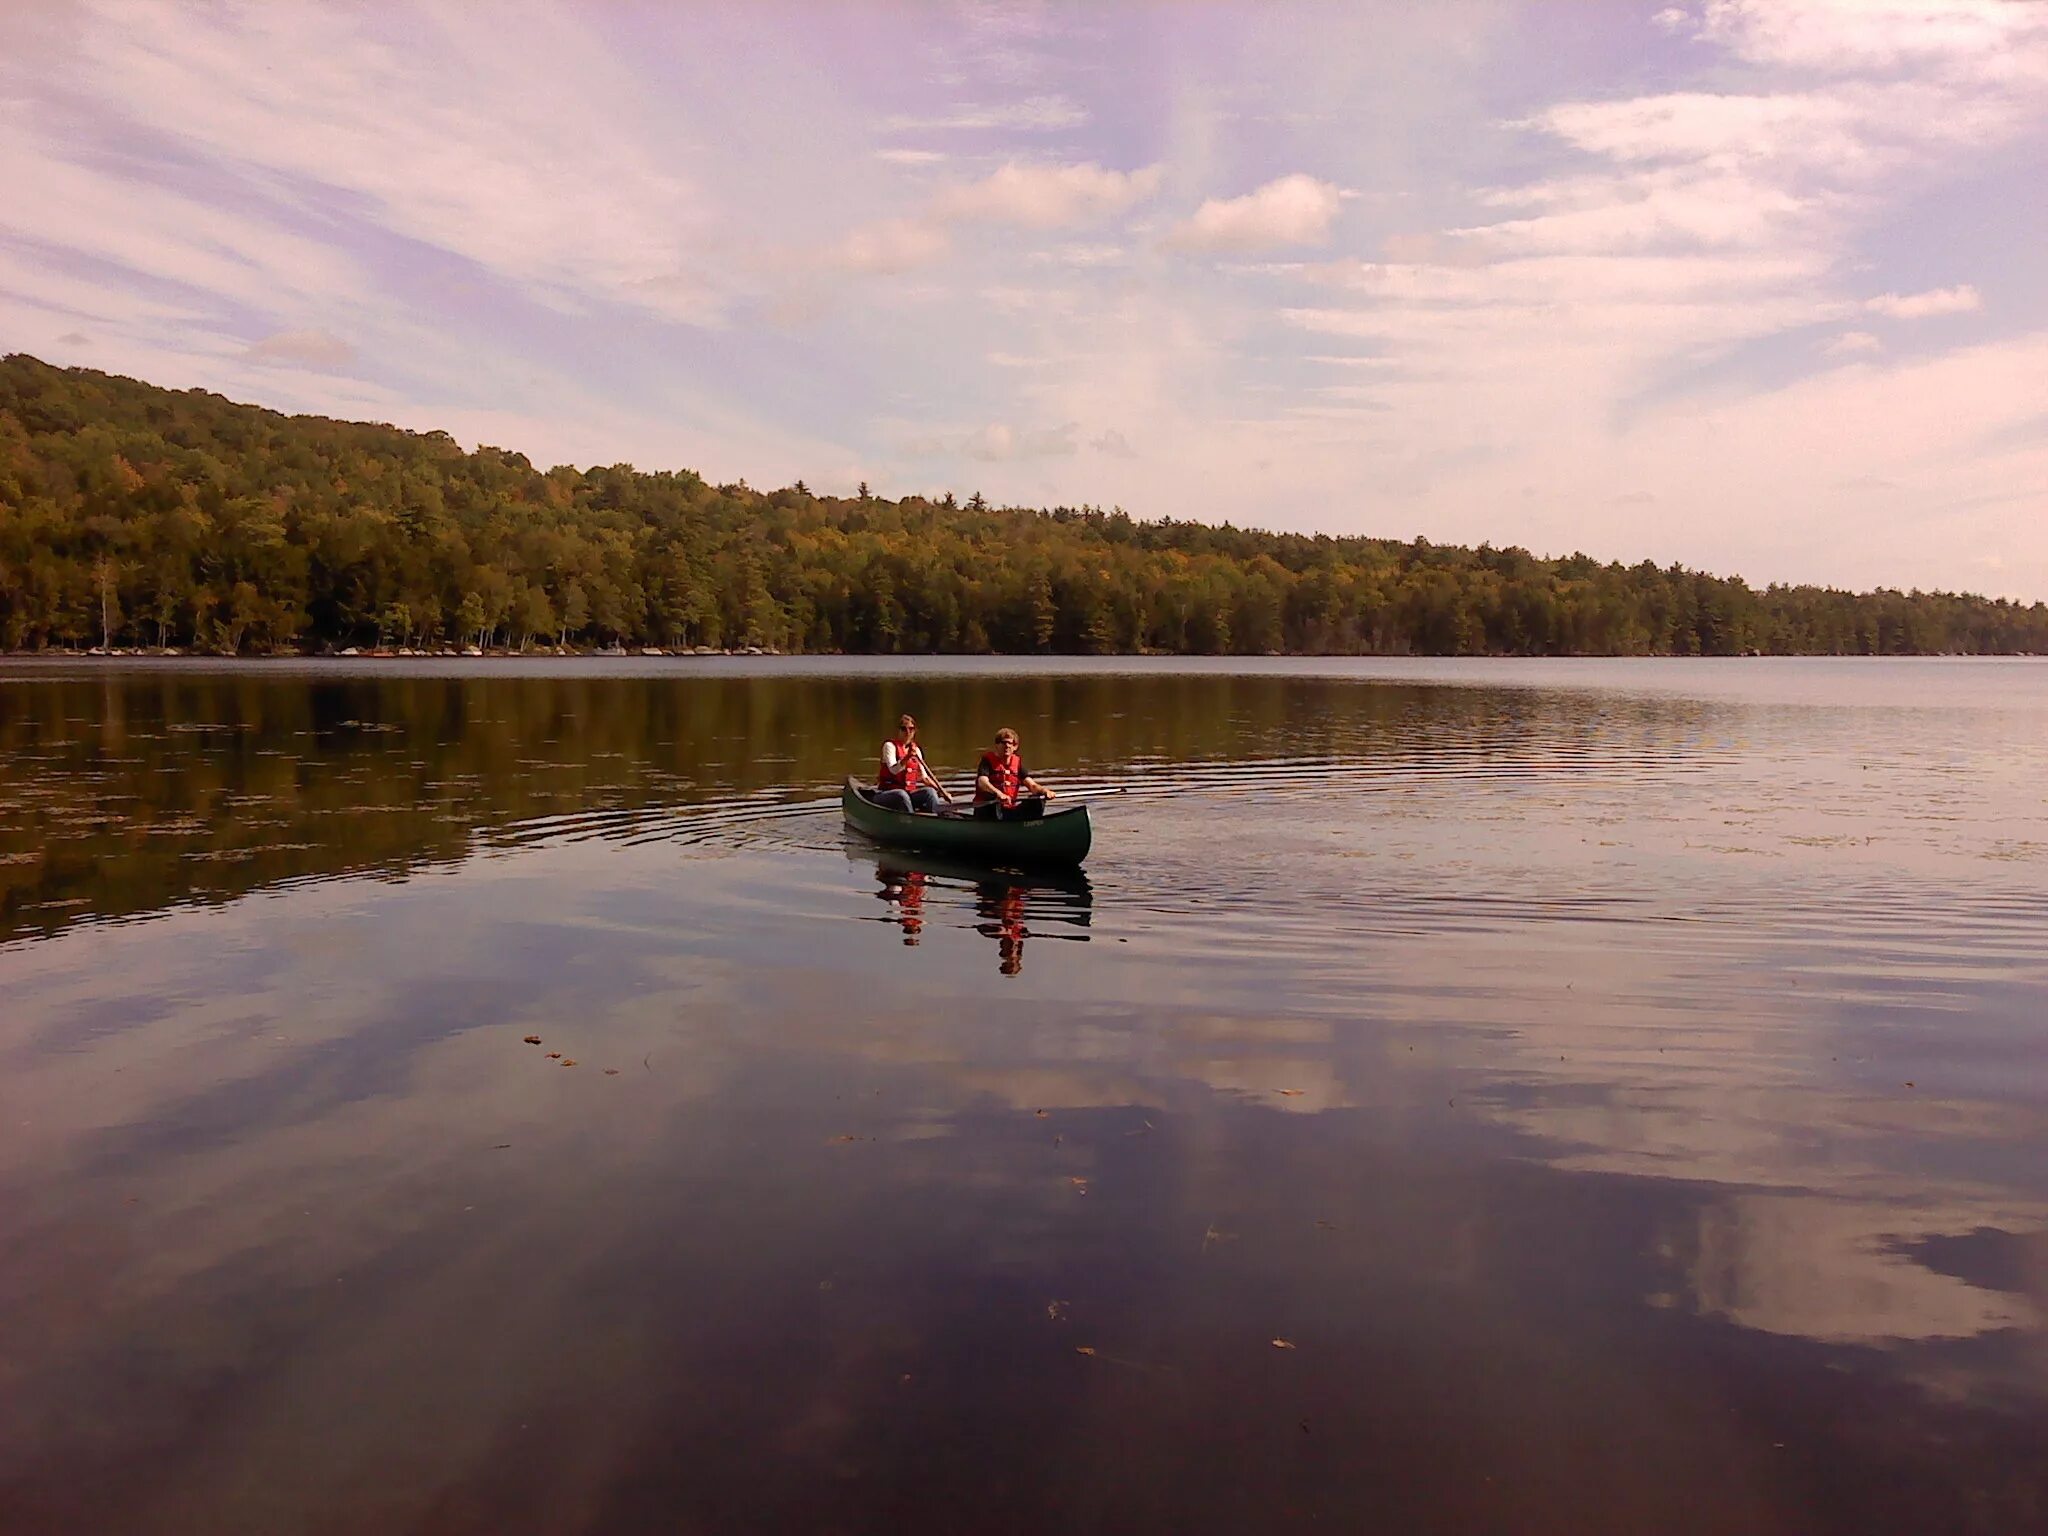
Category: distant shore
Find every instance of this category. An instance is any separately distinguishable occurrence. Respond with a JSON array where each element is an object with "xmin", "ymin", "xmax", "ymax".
[
  {"xmin": 3, "ymin": 644, "xmax": 791, "ymax": 660},
  {"xmin": 5, "ymin": 646, "xmax": 2038, "ymax": 662}
]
